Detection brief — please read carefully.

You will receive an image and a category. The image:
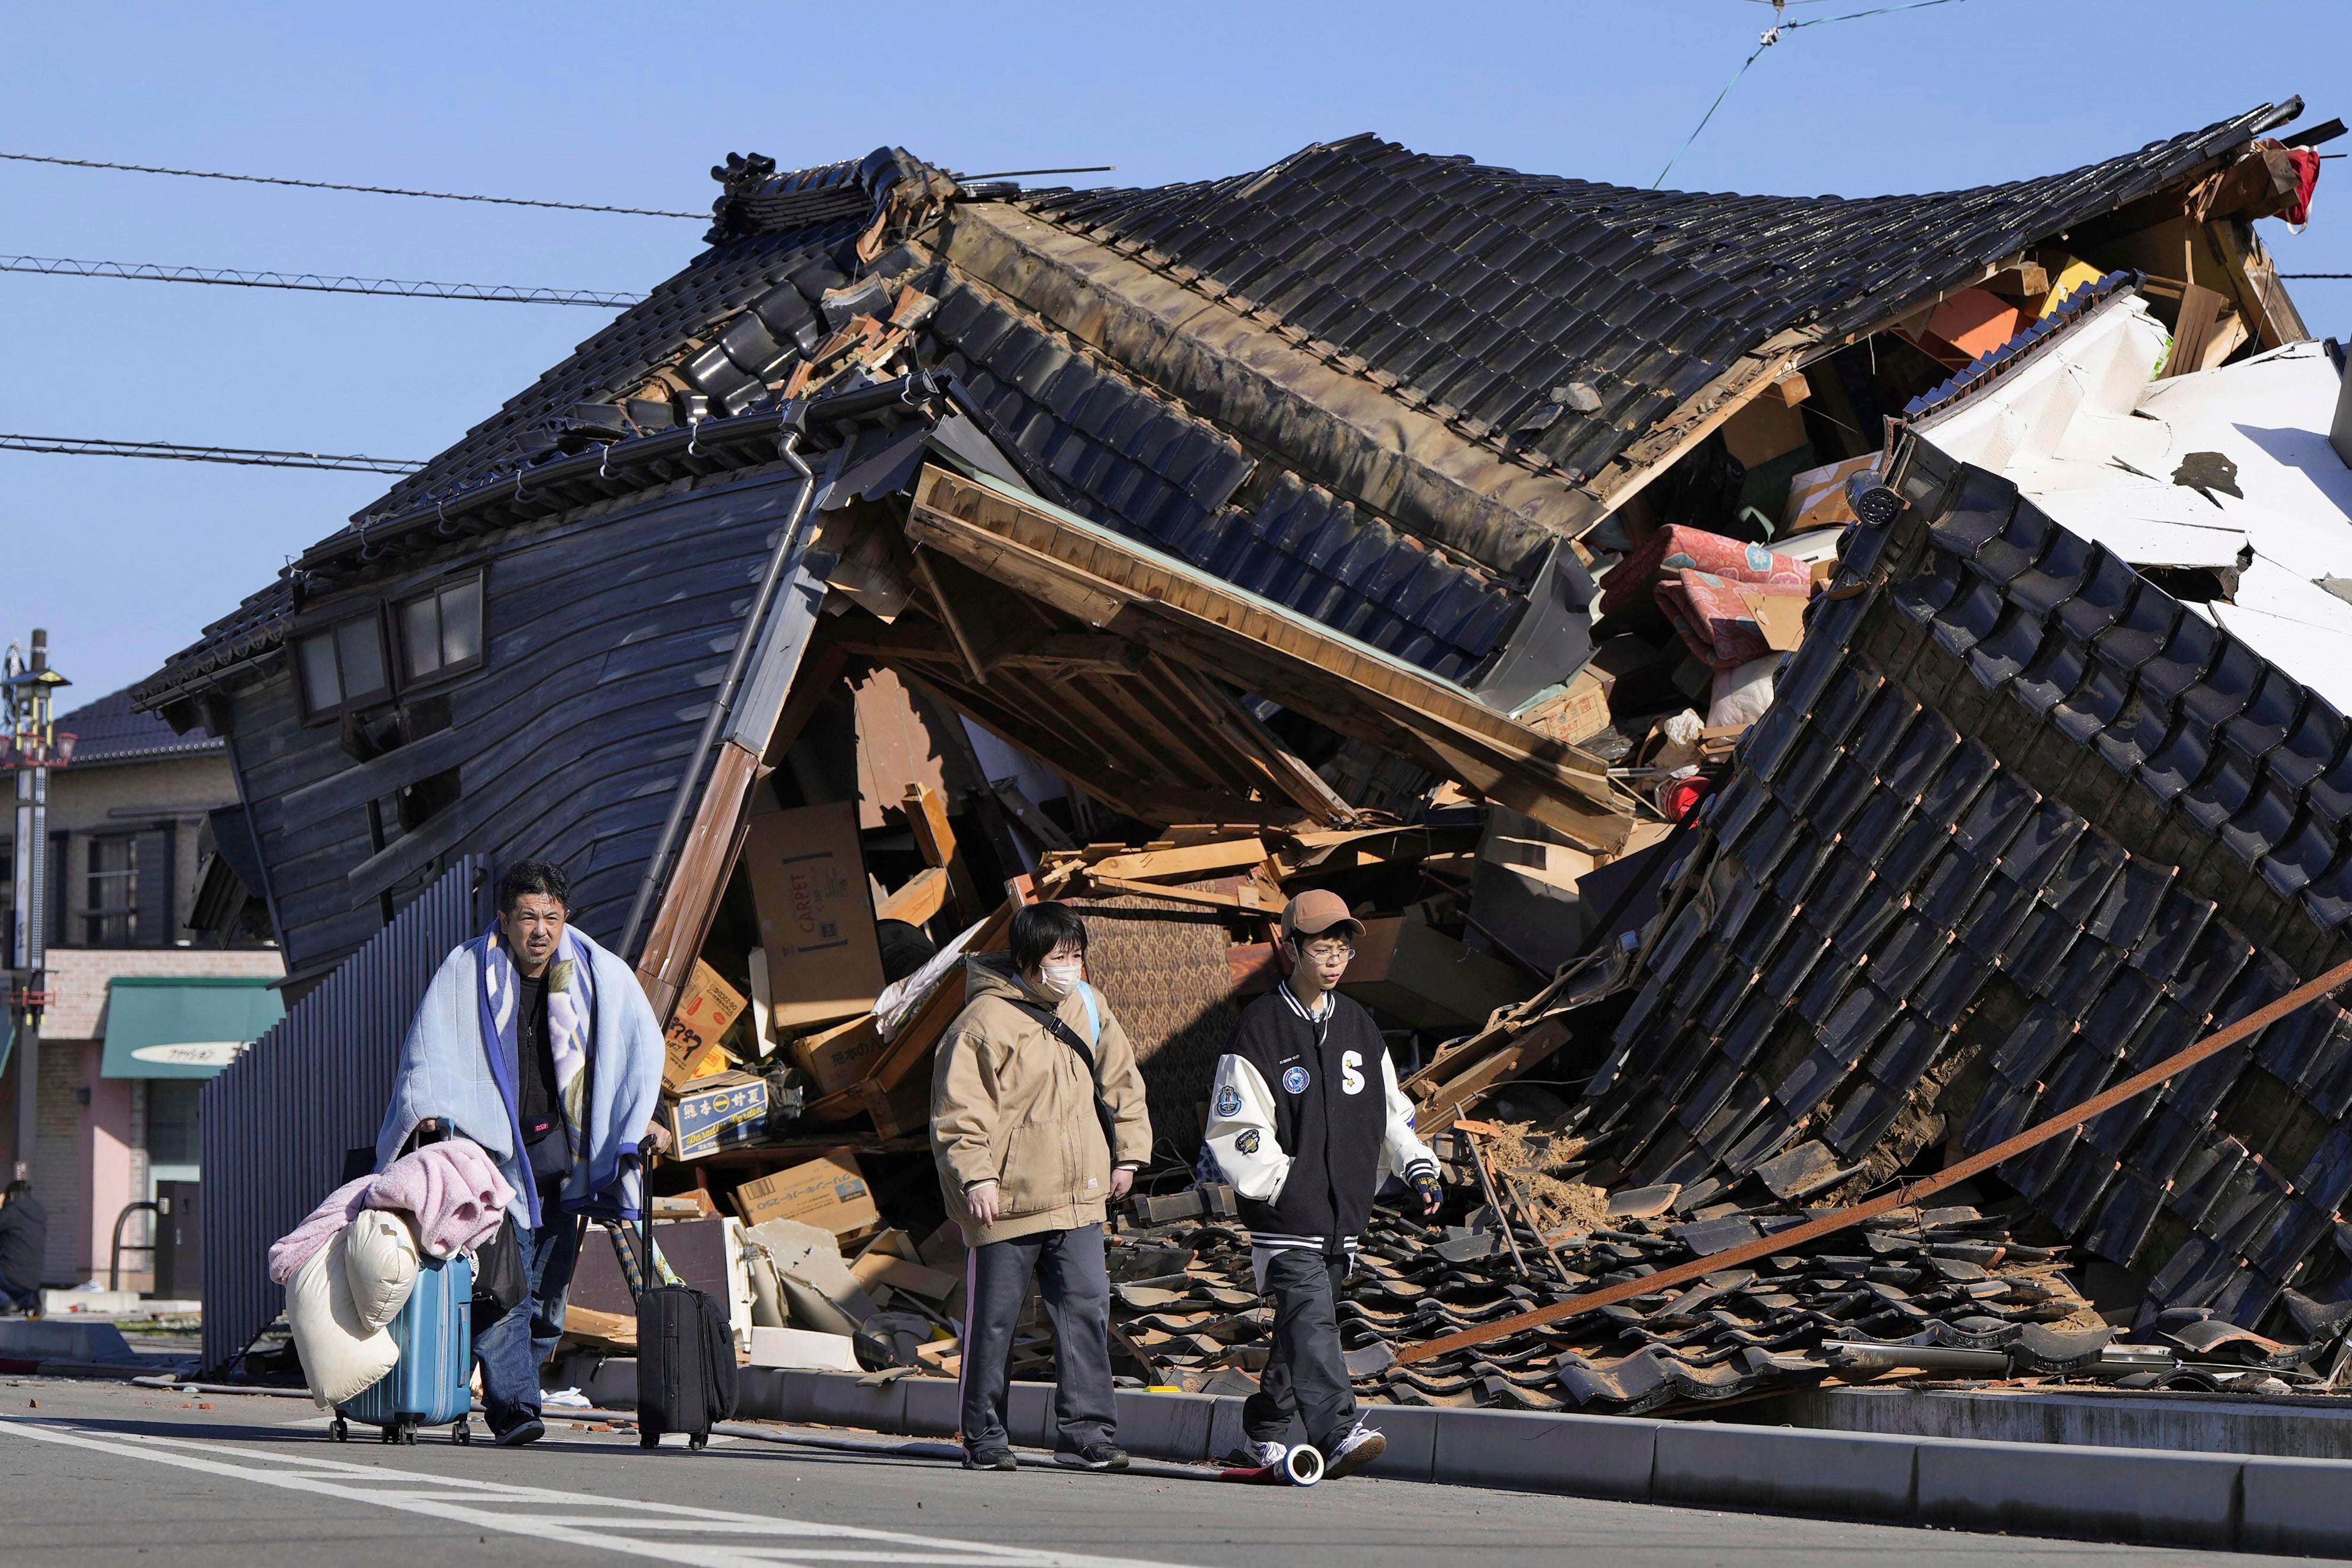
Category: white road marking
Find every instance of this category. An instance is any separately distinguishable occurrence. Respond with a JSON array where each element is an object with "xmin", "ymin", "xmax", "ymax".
[{"xmin": 0, "ymin": 1417, "xmax": 1195, "ymax": 1568}]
